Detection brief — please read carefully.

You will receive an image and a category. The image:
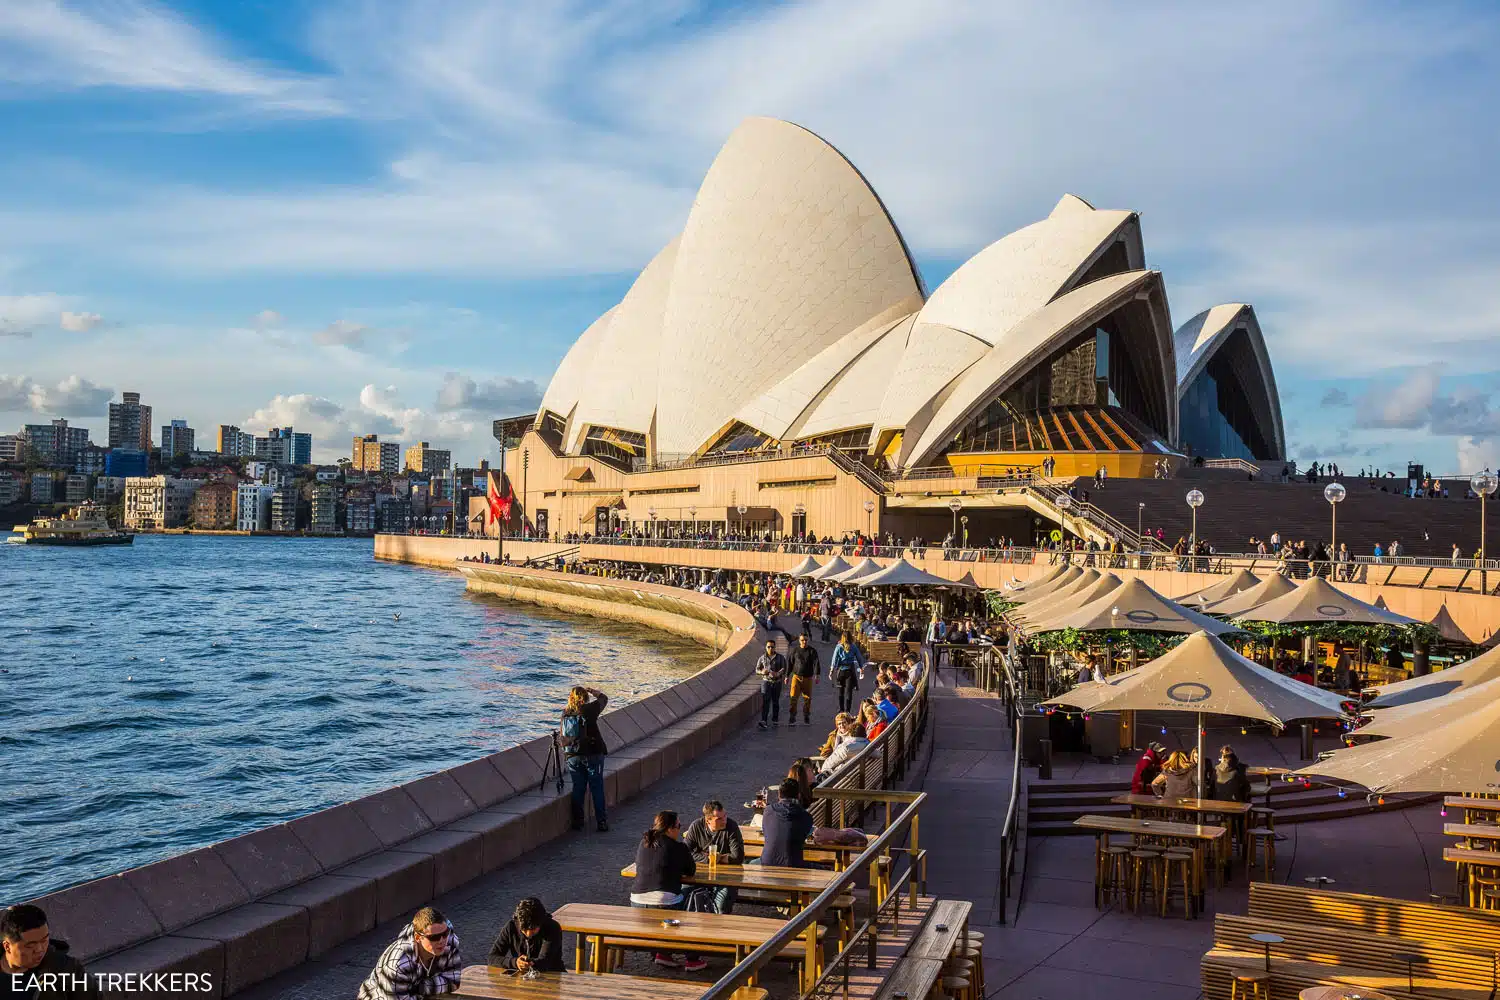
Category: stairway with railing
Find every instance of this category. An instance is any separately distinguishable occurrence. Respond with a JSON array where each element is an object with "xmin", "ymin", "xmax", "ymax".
[{"xmin": 1025, "ymin": 480, "xmax": 1168, "ymax": 553}]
